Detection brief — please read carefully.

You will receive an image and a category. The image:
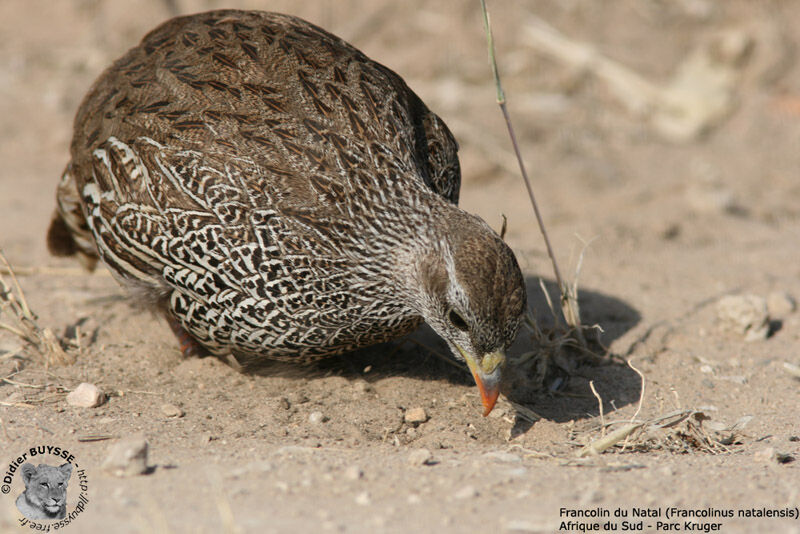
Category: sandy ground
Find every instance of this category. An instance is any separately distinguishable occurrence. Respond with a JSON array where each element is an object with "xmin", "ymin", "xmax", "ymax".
[{"xmin": 0, "ymin": 1, "xmax": 799, "ymax": 533}]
